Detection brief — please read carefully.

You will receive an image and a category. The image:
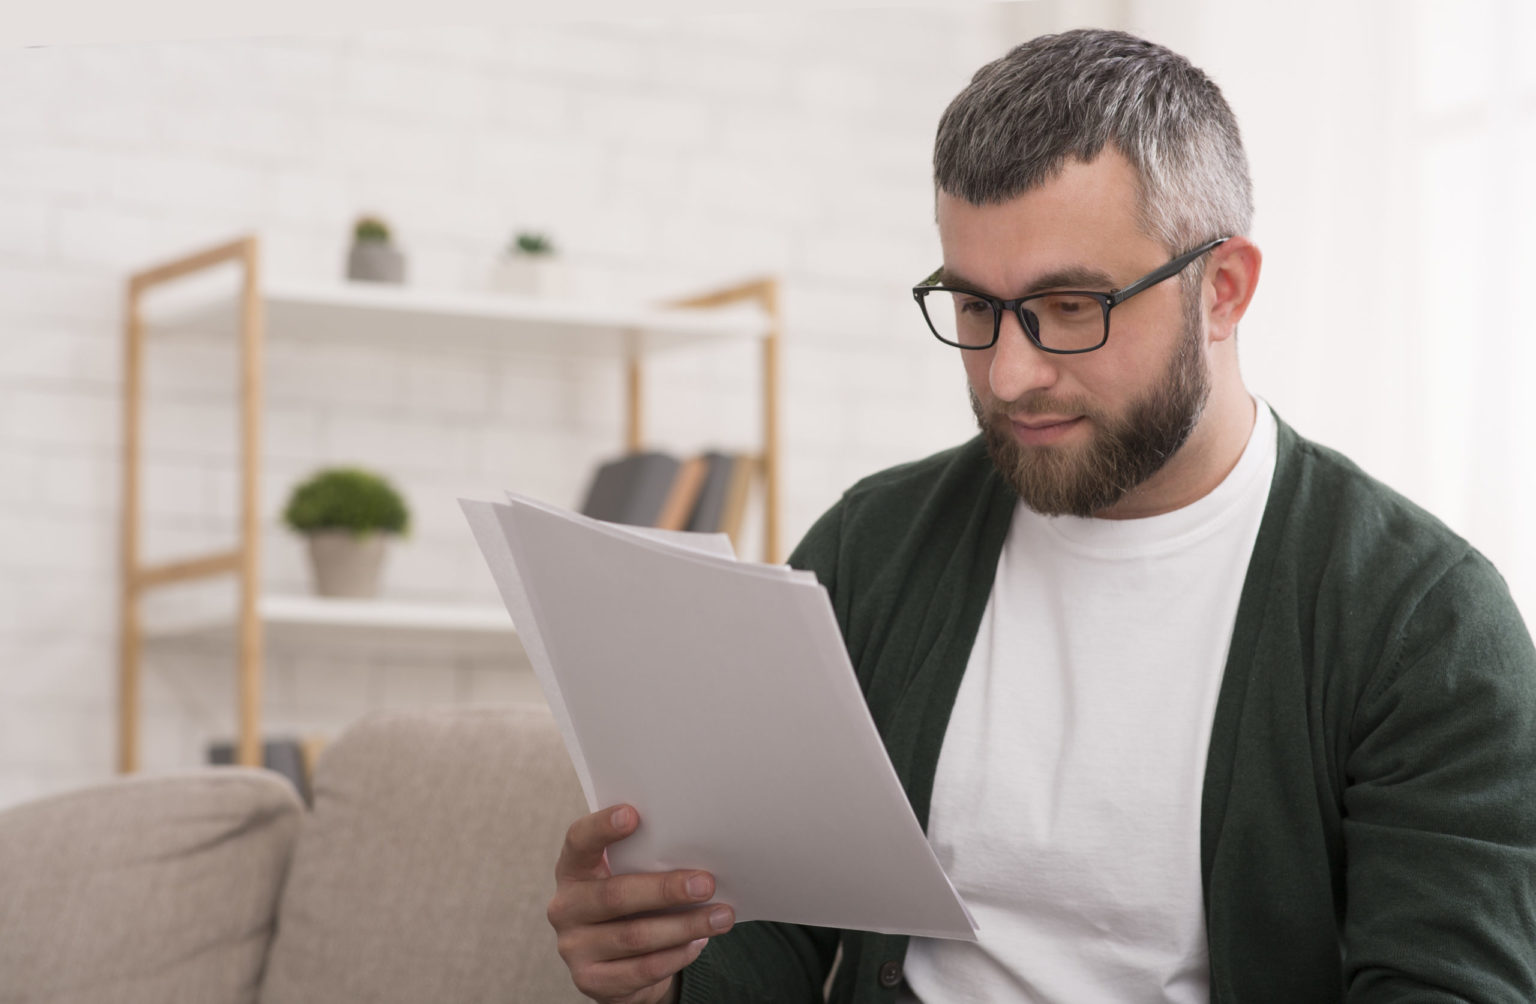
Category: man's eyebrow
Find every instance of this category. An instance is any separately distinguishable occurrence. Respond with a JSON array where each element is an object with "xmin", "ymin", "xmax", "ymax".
[{"xmin": 936, "ymin": 264, "xmax": 1119, "ymax": 297}]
